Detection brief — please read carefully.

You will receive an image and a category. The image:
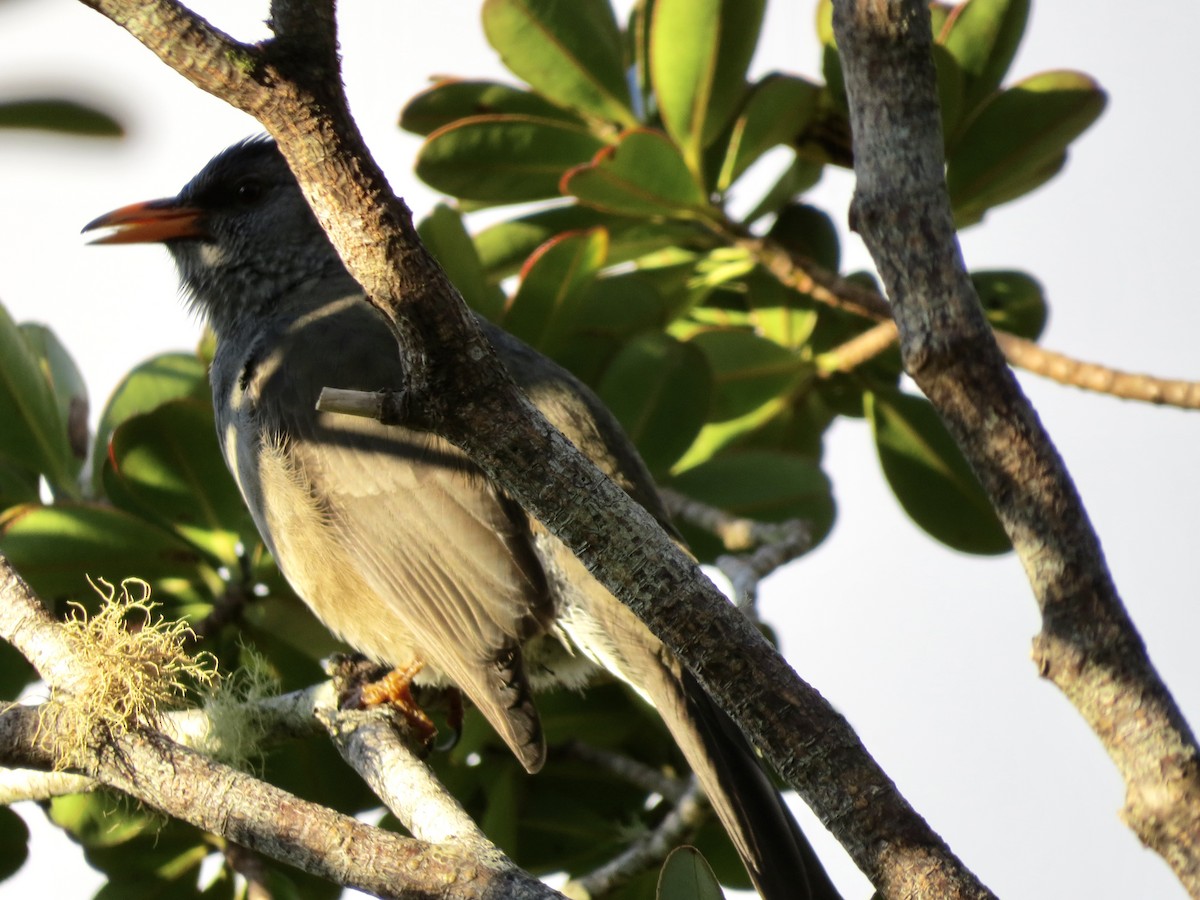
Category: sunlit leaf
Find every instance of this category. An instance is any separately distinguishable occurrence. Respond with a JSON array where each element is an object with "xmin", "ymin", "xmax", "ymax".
[
  {"xmin": 563, "ymin": 129, "xmax": 708, "ymax": 218},
  {"xmin": 939, "ymin": 0, "xmax": 1030, "ymax": 114},
  {"xmin": 93, "ymin": 352, "xmax": 209, "ymax": 492},
  {"xmin": 688, "ymin": 329, "xmax": 807, "ymax": 421},
  {"xmin": 717, "ymin": 74, "xmax": 821, "ymax": 190},
  {"xmin": 400, "ymin": 79, "xmax": 582, "ymax": 136},
  {"xmin": 482, "ymin": 0, "xmax": 635, "ymax": 125},
  {"xmin": 651, "ymin": 0, "xmax": 766, "ymax": 174},
  {"xmin": 416, "ymin": 115, "xmax": 608, "ymax": 204}
]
